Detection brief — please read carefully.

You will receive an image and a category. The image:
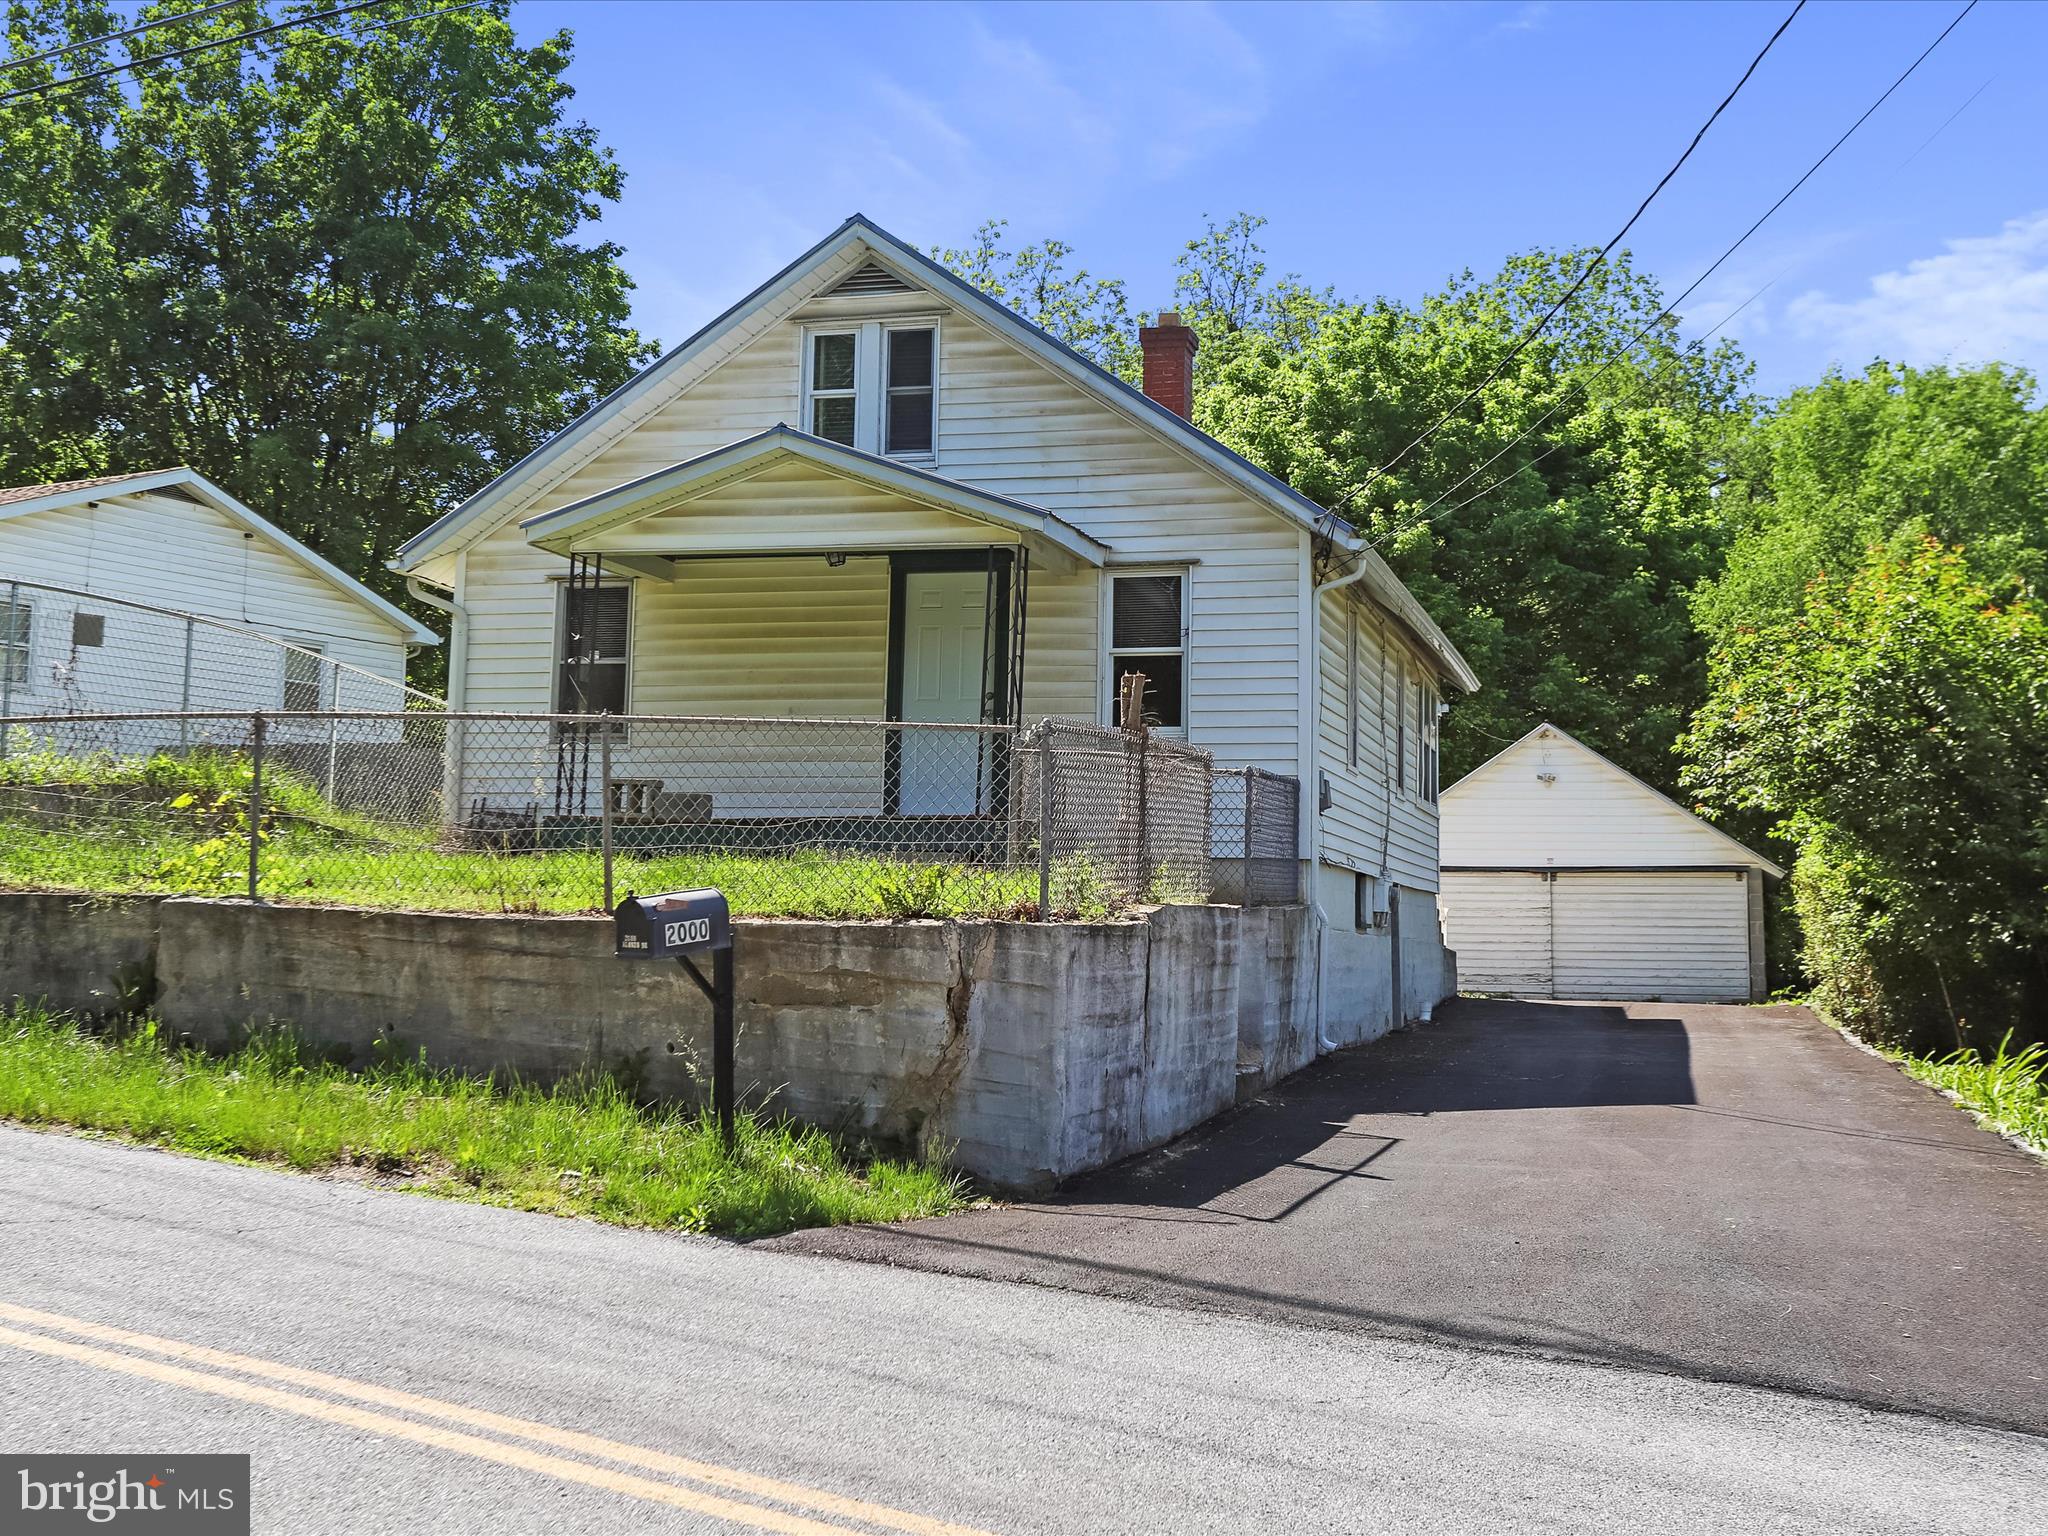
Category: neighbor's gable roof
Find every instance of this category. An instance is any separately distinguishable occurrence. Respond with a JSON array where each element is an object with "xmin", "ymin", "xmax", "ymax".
[
  {"xmin": 0, "ymin": 467, "xmax": 438, "ymax": 645},
  {"xmin": 1442, "ymin": 721, "xmax": 1784, "ymax": 877},
  {"xmin": 522, "ymin": 424, "xmax": 1108, "ymax": 565},
  {"xmin": 394, "ymin": 213, "xmax": 1475, "ymax": 691}
]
